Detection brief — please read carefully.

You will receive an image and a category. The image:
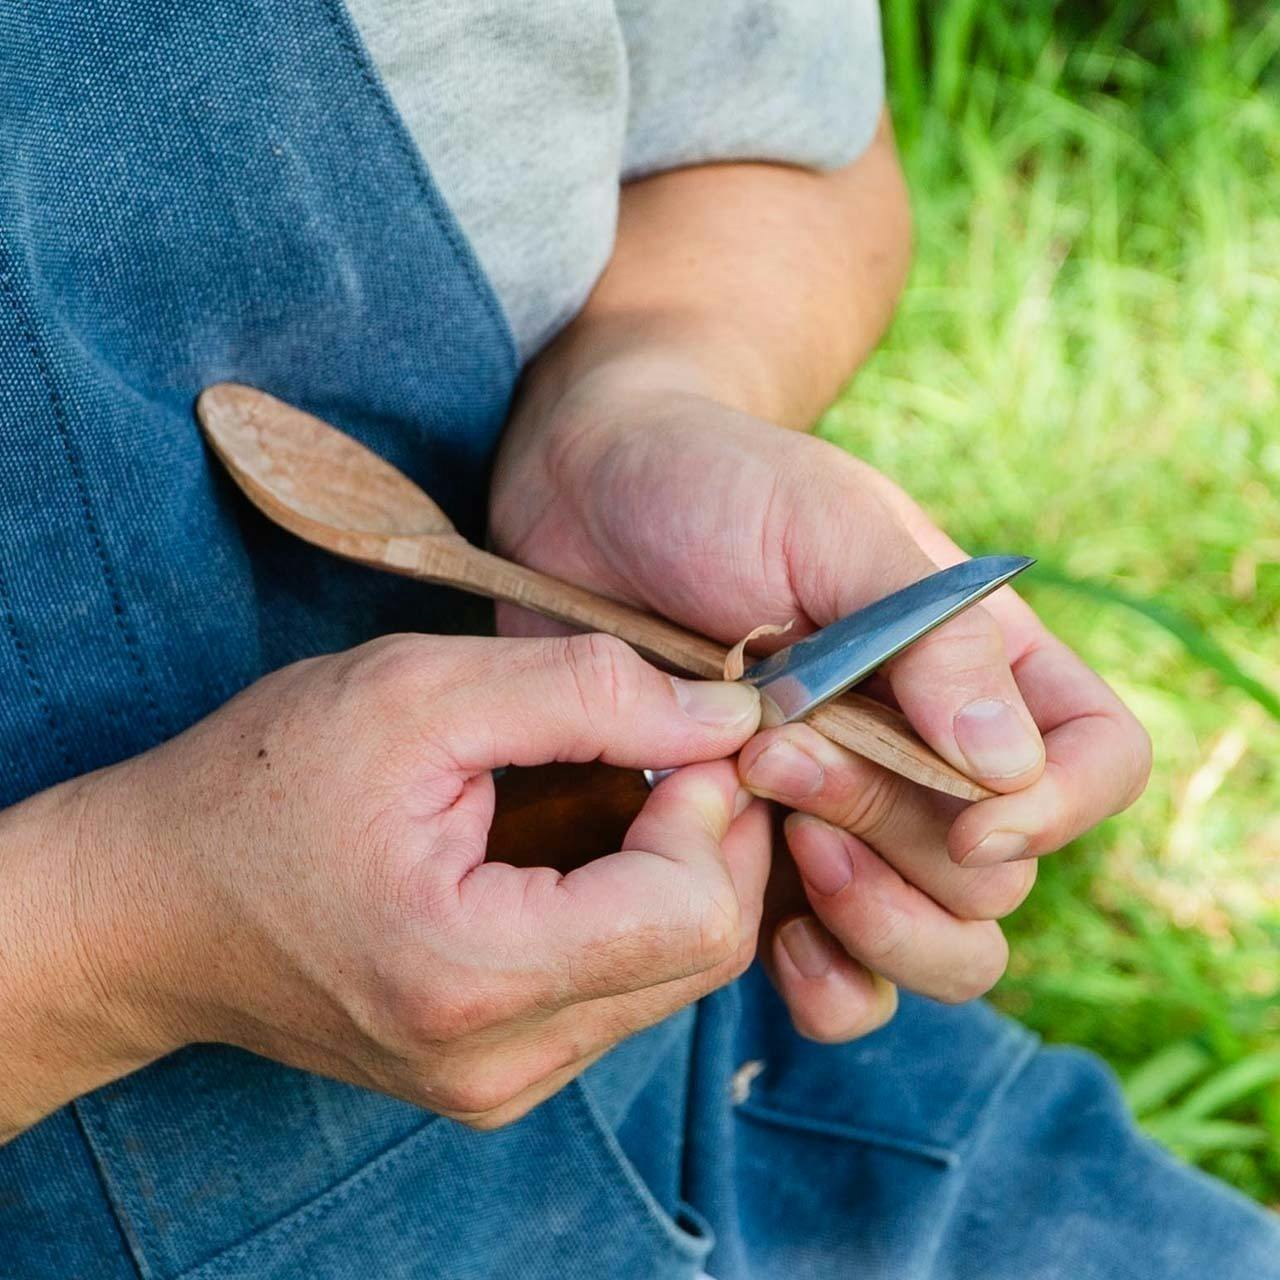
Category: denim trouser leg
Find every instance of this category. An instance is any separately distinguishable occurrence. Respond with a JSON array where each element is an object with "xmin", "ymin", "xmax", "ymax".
[{"xmin": 690, "ymin": 973, "xmax": 1280, "ymax": 1279}]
